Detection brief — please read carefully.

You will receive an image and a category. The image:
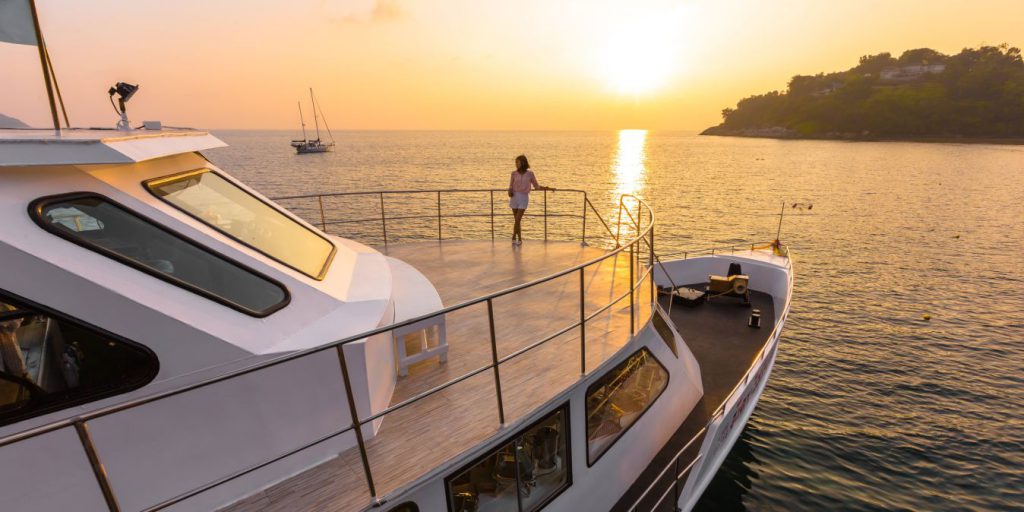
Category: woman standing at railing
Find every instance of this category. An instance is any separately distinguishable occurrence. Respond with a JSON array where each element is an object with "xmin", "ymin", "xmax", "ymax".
[{"xmin": 508, "ymin": 154, "xmax": 554, "ymax": 246}]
